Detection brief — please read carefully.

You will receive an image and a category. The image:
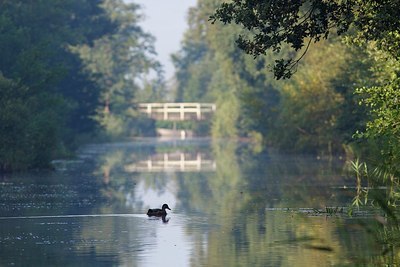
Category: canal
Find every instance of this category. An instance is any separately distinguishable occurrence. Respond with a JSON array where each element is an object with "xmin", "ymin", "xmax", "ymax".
[{"xmin": 0, "ymin": 139, "xmax": 386, "ymax": 266}]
